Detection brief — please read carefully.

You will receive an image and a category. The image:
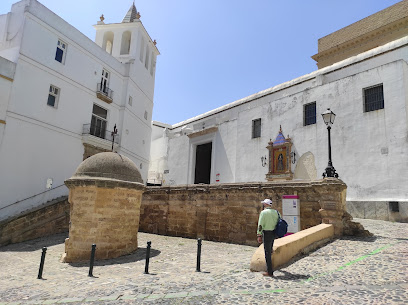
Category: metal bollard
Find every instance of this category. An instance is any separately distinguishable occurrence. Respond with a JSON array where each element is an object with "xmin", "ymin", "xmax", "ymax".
[
  {"xmin": 196, "ymin": 238, "xmax": 202, "ymax": 272},
  {"xmin": 144, "ymin": 241, "xmax": 151, "ymax": 274},
  {"xmin": 37, "ymin": 247, "xmax": 47, "ymax": 279},
  {"xmin": 88, "ymin": 244, "xmax": 96, "ymax": 277}
]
